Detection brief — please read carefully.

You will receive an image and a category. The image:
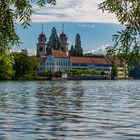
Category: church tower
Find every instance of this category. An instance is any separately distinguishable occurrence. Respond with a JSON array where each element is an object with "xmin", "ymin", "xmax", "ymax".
[
  {"xmin": 59, "ymin": 24, "xmax": 69, "ymax": 54},
  {"xmin": 37, "ymin": 25, "xmax": 47, "ymax": 57}
]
